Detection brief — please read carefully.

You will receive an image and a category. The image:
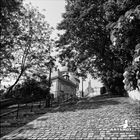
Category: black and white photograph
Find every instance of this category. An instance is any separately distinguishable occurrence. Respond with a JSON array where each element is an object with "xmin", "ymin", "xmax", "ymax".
[{"xmin": 0, "ymin": 0, "xmax": 140, "ymax": 139}]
